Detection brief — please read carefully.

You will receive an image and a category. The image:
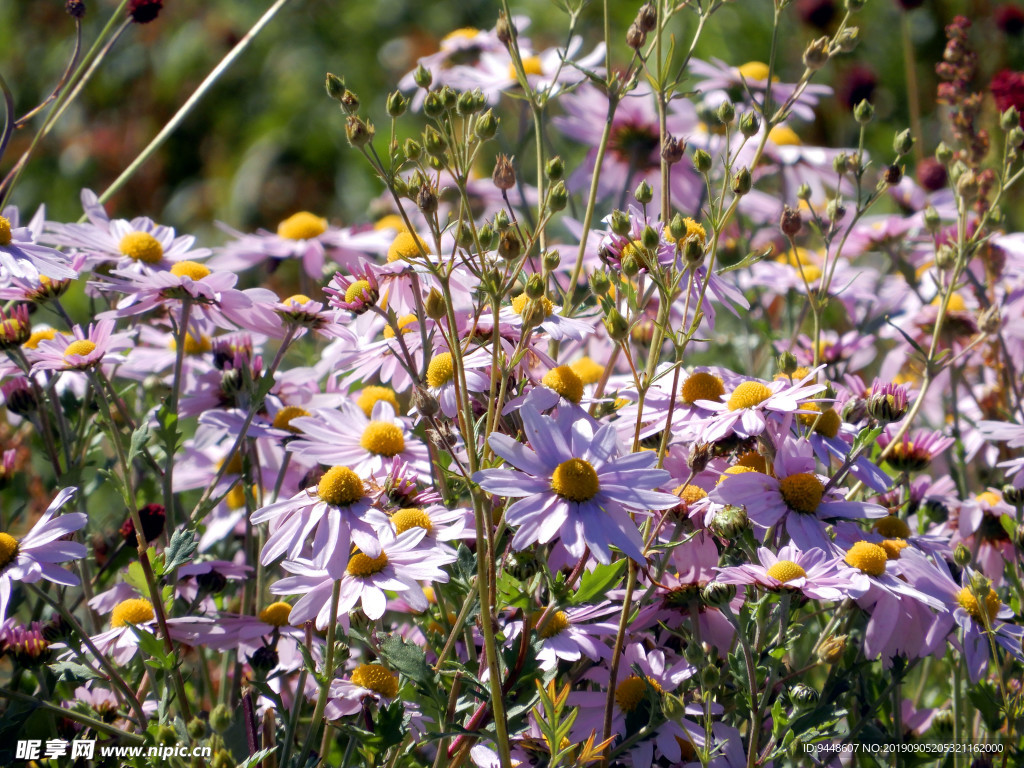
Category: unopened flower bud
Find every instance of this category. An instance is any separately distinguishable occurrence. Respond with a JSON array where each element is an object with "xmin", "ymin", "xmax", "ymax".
[
  {"xmin": 884, "ymin": 164, "xmax": 903, "ymax": 186},
  {"xmin": 325, "ymin": 73, "xmax": 346, "ymax": 101},
  {"xmin": 833, "ymin": 153, "xmax": 849, "ymax": 175},
  {"xmin": 604, "ymin": 307, "xmax": 629, "ymax": 342},
  {"xmin": 731, "ymin": 167, "xmax": 751, "ymax": 195},
  {"xmin": 893, "ymin": 128, "xmax": 915, "ymax": 156},
  {"xmin": 641, "ymin": 225, "xmax": 660, "ymax": 251},
  {"xmin": 590, "ymin": 270, "xmax": 611, "ymax": 297},
  {"xmin": 339, "ymin": 89, "xmax": 360, "ymax": 115},
  {"xmin": 423, "ymin": 91, "xmax": 445, "ymax": 118},
  {"xmin": 953, "ymin": 543, "xmax": 971, "ymax": 568},
  {"xmin": 935, "ymin": 142, "xmax": 953, "ymax": 165},
  {"xmin": 423, "ymin": 126, "xmax": 446, "ymax": 157},
  {"xmin": 493, "ymin": 154, "xmax": 516, "ymax": 190},
  {"xmin": 425, "ymin": 288, "xmax": 447, "ymax": 320},
  {"xmin": 621, "ymin": 253, "xmax": 640, "ymax": 277},
  {"xmin": 666, "ymin": 213, "xmax": 686, "ymax": 241},
  {"xmin": 186, "ymin": 717, "xmax": 207, "ymax": 740},
  {"xmin": 608, "ymin": 211, "xmax": 630, "ymax": 238},
  {"xmin": 626, "ymin": 22, "xmax": 646, "ymax": 50},
  {"xmin": 210, "ymin": 704, "xmax": 233, "ymax": 734},
  {"xmin": 803, "ymin": 36, "xmax": 831, "ymax": 70},
  {"xmin": 797, "ymin": 183, "xmax": 812, "ymax": 201},
  {"xmin": 634, "ymin": 180, "xmax": 653, "ymax": 204},
  {"xmin": 1014, "ymin": 524, "xmax": 1024, "ymax": 551},
  {"xmin": 935, "ymin": 244, "xmax": 957, "ymax": 270},
  {"xmin": 1003, "ymin": 483, "xmax": 1024, "ymax": 507},
  {"xmin": 637, "ymin": 1, "xmax": 657, "ymax": 32},
  {"xmin": 842, "ymin": 397, "xmax": 868, "ymax": 424},
  {"xmin": 683, "ymin": 237, "xmax": 705, "ymax": 270},
  {"xmin": 790, "ymin": 683, "xmax": 819, "ymax": 706},
  {"xmin": 455, "ymin": 224, "xmax": 474, "ymax": 249},
  {"xmin": 546, "ymin": 156, "xmax": 565, "ymax": 181},
  {"xmin": 497, "ymin": 230, "xmax": 521, "ymax": 261},
  {"xmin": 717, "ymin": 100, "xmax": 735, "ymax": 125},
  {"xmin": 66, "ymin": 0, "xmax": 86, "ymax": 18},
  {"xmin": 777, "ymin": 351, "xmax": 799, "ymax": 375},
  {"xmin": 835, "ymin": 26, "xmax": 859, "ymax": 52},
  {"xmin": 403, "ymin": 139, "xmax": 421, "ymax": 162},
  {"xmin": 477, "ymin": 223, "xmax": 495, "ymax": 249},
  {"xmin": 440, "ymin": 86, "xmax": 457, "ymax": 110},
  {"xmin": 923, "ymin": 205, "xmax": 940, "ymax": 233},
  {"xmin": 494, "ymin": 209, "xmax": 511, "ymax": 231},
  {"xmin": 476, "ymin": 109, "xmax": 498, "ymax": 140},
  {"xmin": 739, "ymin": 111, "xmax": 760, "ymax": 137},
  {"xmin": 710, "ymin": 505, "xmax": 748, "ymax": 539},
  {"xmin": 826, "ymin": 198, "xmax": 846, "ymax": 222},
  {"xmin": 414, "ymin": 63, "xmax": 432, "ymax": 89},
  {"xmin": 816, "ymin": 634, "xmax": 847, "ymax": 664},
  {"xmin": 956, "ymin": 170, "xmax": 979, "ymax": 201},
  {"xmin": 524, "ymin": 274, "xmax": 545, "ymax": 300},
  {"xmin": 417, "ymin": 185, "xmax": 438, "ymax": 215},
  {"xmin": 693, "ymin": 148, "xmax": 713, "ymax": 174},
  {"xmin": 701, "ymin": 665, "xmax": 721, "ymax": 688},
  {"xmin": 854, "ymin": 99, "xmax": 875, "ymax": 124},
  {"xmin": 495, "ymin": 12, "xmax": 513, "ymax": 45},
  {"xmin": 345, "ymin": 116, "xmax": 373, "ymax": 147},
  {"xmin": 456, "ymin": 90, "xmax": 478, "ymax": 116},
  {"xmin": 386, "ymin": 90, "xmax": 408, "ymax": 117},
  {"xmin": 701, "ymin": 581, "xmax": 736, "ymax": 608},
  {"xmin": 548, "ymin": 181, "xmax": 568, "ymax": 211},
  {"xmin": 1008, "ymin": 127, "xmax": 1024, "ymax": 148},
  {"xmin": 866, "ymin": 382, "xmax": 909, "ymax": 424},
  {"xmin": 932, "ymin": 709, "xmax": 954, "ymax": 732},
  {"xmin": 780, "ymin": 206, "xmax": 802, "ymax": 237},
  {"xmin": 1001, "ymin": 106, "xmax": 1021, "ymax": 132},
  {"xmin": 542, "ymin": 251, "xmax": 560, "ymax": 272}
]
